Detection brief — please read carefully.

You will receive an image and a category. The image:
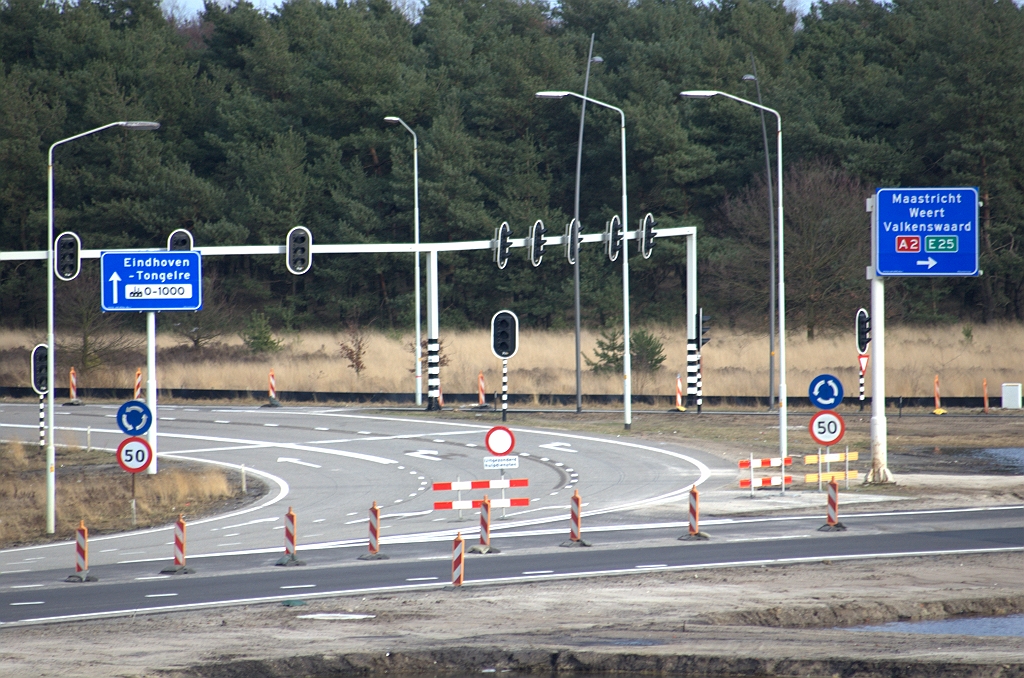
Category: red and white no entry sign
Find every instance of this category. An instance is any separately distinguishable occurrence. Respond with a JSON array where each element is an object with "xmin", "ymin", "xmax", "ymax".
[
  {"xmin": 484, "ymin": 426, "xmax": 515, "ymax": 456},
  {"xmin": 117, "ymin": 436, "xmax": 154, "ymax": 473},
  {"xmin": 809, "ymin": 410, "xmax": 846, "ymax": 446}
]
